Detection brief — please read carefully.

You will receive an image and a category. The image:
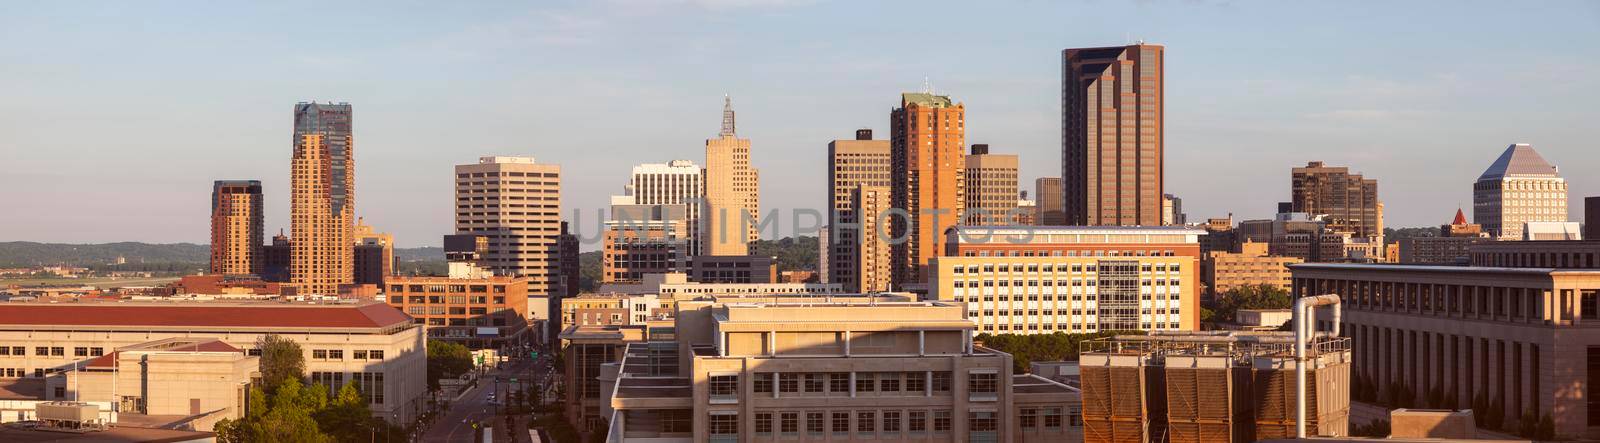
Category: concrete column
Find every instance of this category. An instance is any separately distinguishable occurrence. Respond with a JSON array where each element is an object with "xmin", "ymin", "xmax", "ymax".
[
  {"xmin": 843, "ymin": 330, "xmax": 851, "ymax": 357},
  {"xmin": 918, "ymin": 330, "xmax": 926, "ymax": 356}
]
